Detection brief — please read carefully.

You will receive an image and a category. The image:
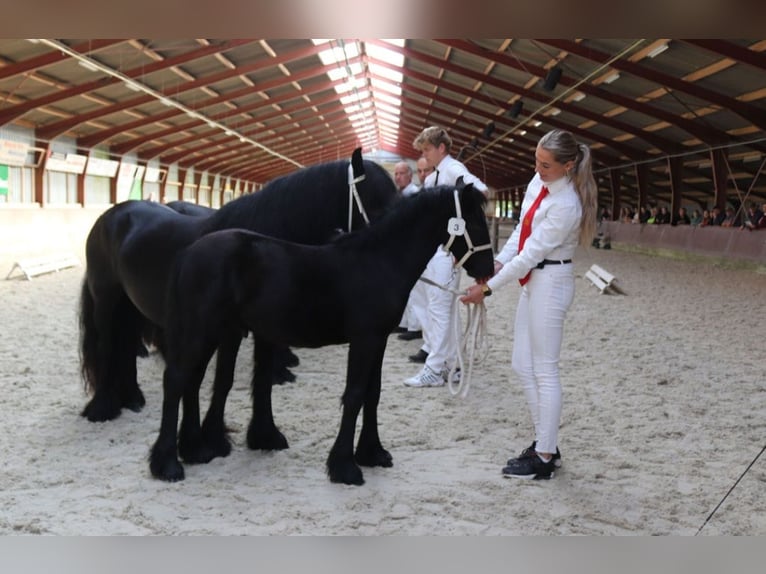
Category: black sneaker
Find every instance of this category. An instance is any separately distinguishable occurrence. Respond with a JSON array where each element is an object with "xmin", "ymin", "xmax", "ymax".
[
  {"xmin": 502, "ymin": 454, "xmax": 556, "ymax": 480},
  {"xmin": 397, "ymin": 330, "xmax": 423, "ymax": 341},
  {"xmin": 408, "ymin": 349, "xmax": 428, "ymax": 363},
  {"xmin": 507, "ymin": 441, "xmax": 562, "ymax": 468}
]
